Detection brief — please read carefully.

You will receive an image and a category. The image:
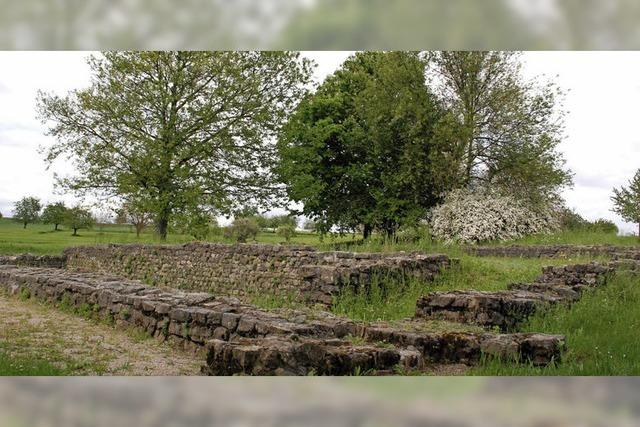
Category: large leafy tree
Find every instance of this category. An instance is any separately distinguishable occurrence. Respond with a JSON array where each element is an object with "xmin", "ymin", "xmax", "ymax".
[
  {"xmin": 429, "ymin": 51, "xmax": 572, "ymax": 206},
  {"xmin": 13, "ymin": 197, "xmax": 42, "ymax": 229},
  {"xmin": 611, "ymin": 169, "xmax": 640, "ymax": 239},
  {"xmin": 37, "ymin": 51, "xmax": 313, "ymax": 240},
  {"xmin": 41, "ymin": 202, "xmax": 67, "ymax": 231},
  {"xmin": 278, "ymin": 51, "xmax": 444, "ymax": 238}
]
